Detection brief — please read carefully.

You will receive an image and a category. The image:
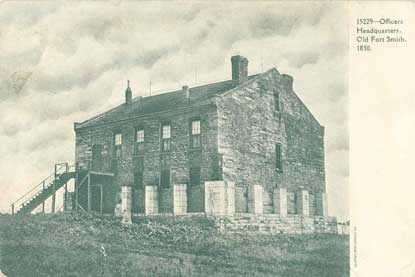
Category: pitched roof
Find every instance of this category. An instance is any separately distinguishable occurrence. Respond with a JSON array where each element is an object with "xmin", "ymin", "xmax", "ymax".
[{"xmin": 75, "ymin": 73, "xmax": 261, "ymax": 129}]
